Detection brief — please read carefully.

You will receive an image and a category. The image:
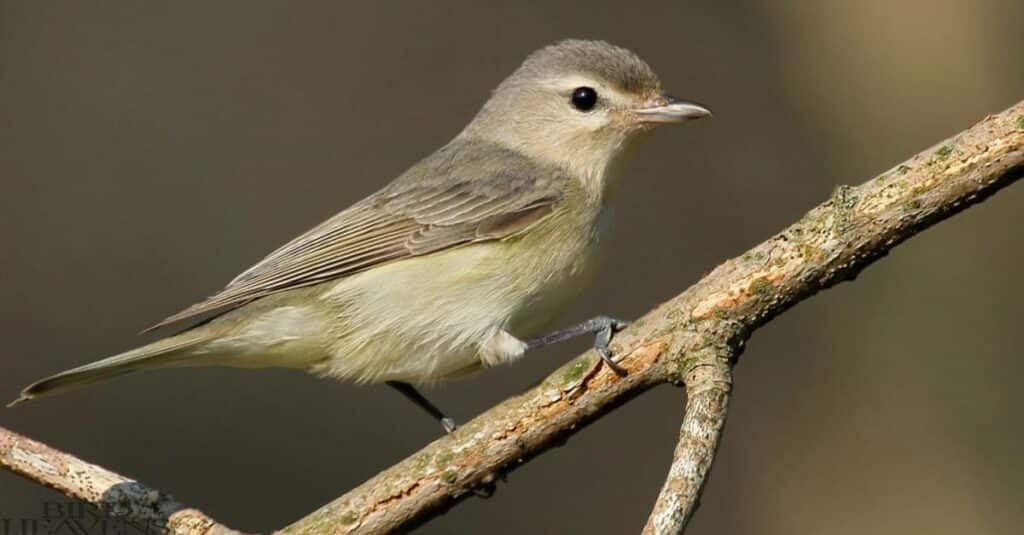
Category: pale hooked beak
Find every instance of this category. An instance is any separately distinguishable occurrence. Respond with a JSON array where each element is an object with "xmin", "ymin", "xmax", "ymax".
[{"xmin": 633, "ymin": 95, "xmax": 712, "ymax": 124}]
